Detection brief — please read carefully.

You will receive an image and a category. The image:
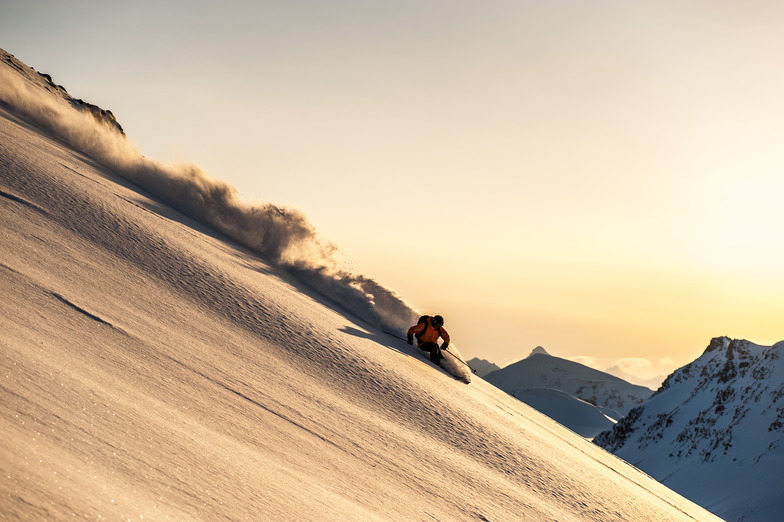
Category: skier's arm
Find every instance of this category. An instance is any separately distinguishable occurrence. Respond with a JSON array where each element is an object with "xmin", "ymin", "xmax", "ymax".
[
  {"xmin": 440, "ymin": 328, "xmax": 450, "ymax": 349},
  {"xmin": 407, "ymin": 323, "xmax": 424, "ymax": 344}
]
